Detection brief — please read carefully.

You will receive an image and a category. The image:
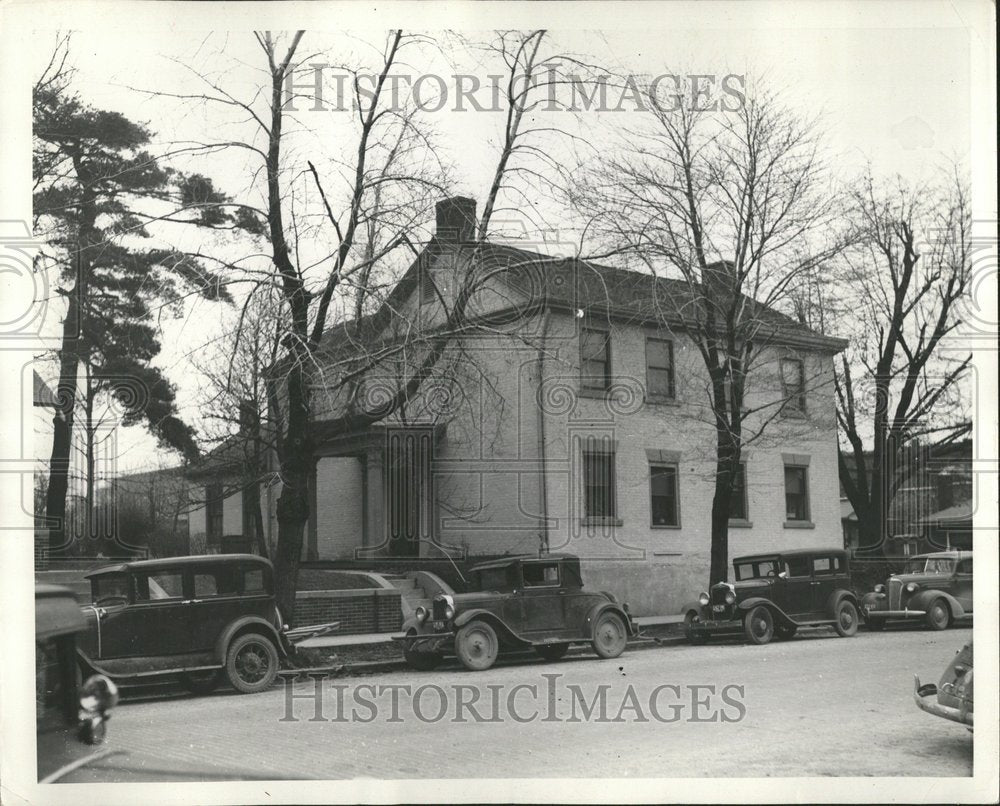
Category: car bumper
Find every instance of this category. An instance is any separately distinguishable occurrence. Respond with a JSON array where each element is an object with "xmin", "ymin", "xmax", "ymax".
[
  {"xmin": 394, "ymin": 631, "xmax": 454, "ymax": 653},
  {"xmin": 913, "ymin": 676, "xmax": 973, "ymax": 726},
  {"xmin": 687, "ymin": 618, "xmax": 741, "ymax": 633}
]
